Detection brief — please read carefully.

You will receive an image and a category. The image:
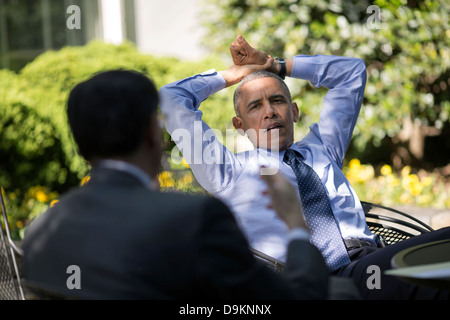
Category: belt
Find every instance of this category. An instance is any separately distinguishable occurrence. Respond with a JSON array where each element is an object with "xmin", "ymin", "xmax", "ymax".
[{"xmin": 344, "ymin": 238, "xmax": 377, "ymax": 250}]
